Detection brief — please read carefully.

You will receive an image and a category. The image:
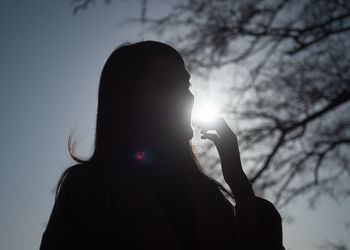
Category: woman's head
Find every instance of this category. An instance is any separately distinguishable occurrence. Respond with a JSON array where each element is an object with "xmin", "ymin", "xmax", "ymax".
[
  {"xmin": 62, "ymin": 41, "xmax": 232, "ymax": 199},
  {"xmin": 85, "ymin": 41, "xmax": 194, "ymax": 164}
]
